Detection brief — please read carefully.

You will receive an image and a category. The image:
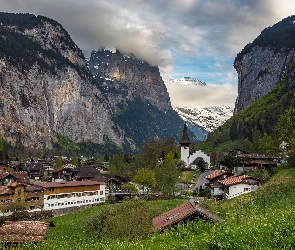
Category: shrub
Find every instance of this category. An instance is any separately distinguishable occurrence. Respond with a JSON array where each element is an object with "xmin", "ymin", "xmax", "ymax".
[{"xmin": 85, "ymin": 198, "xmax": 152, "ymax": 240}]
